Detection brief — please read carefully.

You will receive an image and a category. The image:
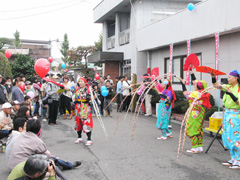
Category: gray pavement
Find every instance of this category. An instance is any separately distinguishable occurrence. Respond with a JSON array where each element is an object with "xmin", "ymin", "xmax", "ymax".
[{"xmin": 0, "ymin": 110, "xmax": 240, "ymax": 180}]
